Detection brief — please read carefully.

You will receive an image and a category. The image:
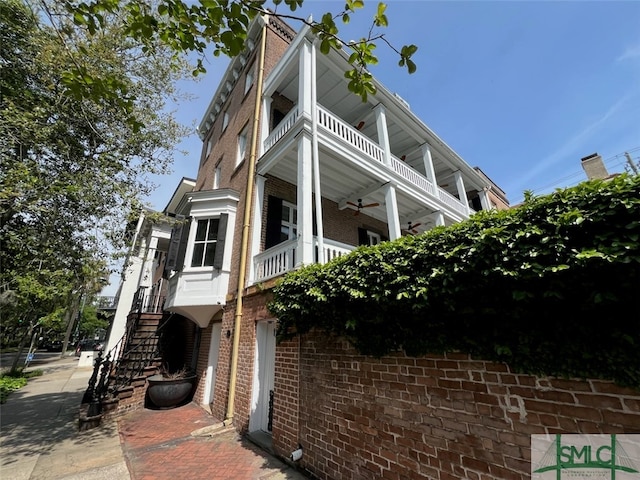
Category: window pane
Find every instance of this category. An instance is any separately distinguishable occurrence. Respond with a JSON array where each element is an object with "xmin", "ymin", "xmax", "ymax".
[
  {"xmin": 195, "ymin": 220, "xmax": 208, "ymax": 241},
  {"xmin": 191, "ymin": 243, "xmax": 204, "ymax": 267},
  {"xmin": 207, "ymin": 219, "xmax": 219, "ymax": 241},
  {"xmin": 203, "ymin": 242, "xmax": 217, "ymax": 266},
  {"xmin": 244, "ymin": 70, "xmax": 254, "ymax": 93},
  {"xmin": 281, "ymin": 205, "xmax": 290, "ymax": 222}
]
